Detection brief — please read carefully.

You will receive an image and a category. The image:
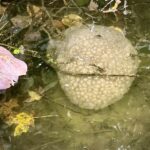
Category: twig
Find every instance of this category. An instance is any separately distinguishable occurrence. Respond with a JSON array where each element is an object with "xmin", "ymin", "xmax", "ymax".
[
  {"xmin": 70, "ymin": 0, "xmax": 83, "ymax": 13},
  {"xmin": 40, "ymin": 81, "xmax": 58, "ymax": 94},
  {"xmin": 49, "ymin": 0, "xmax": 58, "ymax": 5},
  {"xmin": 0, "ymin": 43, "xmax": 15, "ymax": 49},
  {"xmin": 41, "ymin": 27, "xmax": 52, "ymax": 40},
  {"xmin": 30, "ymin": 139, "xmax": 63, "ymax": 150},
  {"xmin": 101, "ymin": 0, "xmax": 114, "ymax": 12},
  {"xmin": 34, "ymin": 114, "xmax": 58, "ymax": 119},
  {"xmin": 0, "ymin": 21, "xmax": 9, "ymax": 31},
  {"xmin": 54, "ymin": 6, "xmax": 66, "ymax": 16},
  {"xmin": 102, "ymin": 0, "xmax": 121, "ymax": 13},
  {"xmin": 0, "ymin": 43, "xmax": 41, "ymax": 58},
  {"xmin": 41, "ymin": 0, "xmax": 53, "ymax": 22},
  {"xmin": 63, "ymin": 0, "xmax": 68, "ymax": 5}
]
